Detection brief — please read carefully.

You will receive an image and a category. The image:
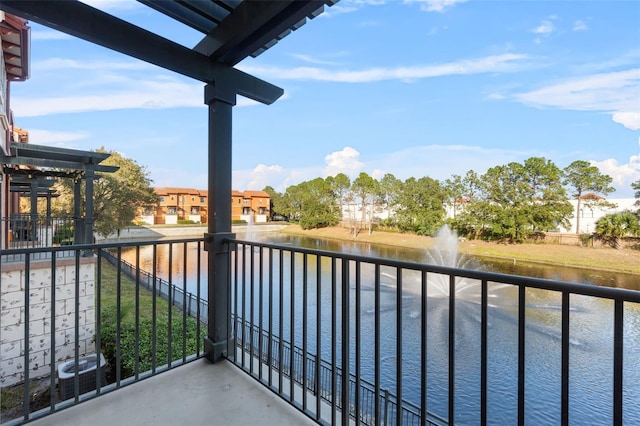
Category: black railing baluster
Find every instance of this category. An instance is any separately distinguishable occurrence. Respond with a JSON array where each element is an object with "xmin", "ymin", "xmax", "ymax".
[
  {"xmin": 375, "ymin": 263, "xmax": 381, "ymax": 426},
  {"xmin": 241, "ymin": 243, "xmax": 247, "ymax": 370},
  {"xmin": 167, "ymin": 243, "xmax": 173, "ymax": 368},
  {"xmin": 290, "ymin": 250, "xmax": 295, "ymax": 403},
  {"xmin": 23, "ymin": 253, "xmax": 31, "ymax": 422},
  {"xmin": 259, "ymin": 246, "xmax": 264, "ymax": 381},
  {"xmin": 396, "ymin": 267, "xmax": 403, "ymax": 426},
  {"xmin": 196, "ymin": 241, "xmax": 201, "ymax": 355},
  {"xmin": 355, "ymin": 260, "xmax": 361, "ymax": 424},
  {"xmin": 49, "ymin": 254, "xmax": 57, "ymax": 410},
  {"xmin": 316, "ymin": 253, "xmax": 322, "ymax": 421},
  {"xmin": 518, "ymin": 284, "xmax": 526, "ymax": 425},
  {"xmin": 152, "ymin": 244, "xmax": 158, "ymax": 373},
  {"xmin": 341, "ymin": 258, "xmax": 350, "ymax": 426},
  {"xmin": 233, "ymin": 241, "xmax": 239, "ymax": 364},
  {"xmin": 279, "ymin": 248, "xmax": 285, "ymax": 395},
  {"xmin": 182, "ymin": 242, "xmax": 188, "ymax": 362},
  {"xmin": 614, "ymin": 299, "xmax": 624, "ymax": 425},
  {"xmin": 481, "ymin": 279, "xmax": 488, "ymax": 426},
  {"xmin": 116, "ymin": 246, "xmax": 122, "ymax": 386},
  {"xmin": 135, "ymin": 245, "xmax": 141, "ymax": 379},
  {"xmin": 250, "ymin": 243, "xmax": 255, "ymax": 375},
  {"xmin": 561, "ymin": 290, "xmax": 570, "ymax": 426},
  {"xmin": 421, "ymin": 270, "xmax": 428, "ymax": 426},
  {"xmin": 268, "ymin": 246, "xmax": 274, "ymax": 388},
  {"xmin": 303, "ymin": 252, "xmax": 308, "ymax": 412},
  {"xmin": 331, "ymin": 256, "xmax": 337, "ymax": 426},
  {"xmin": 74, "ymin": 249, "xmax": 81, "ymax": 401},
  {"xmin": 448, "ymin": 274, "xmax": 455, "ymax": 425}
]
